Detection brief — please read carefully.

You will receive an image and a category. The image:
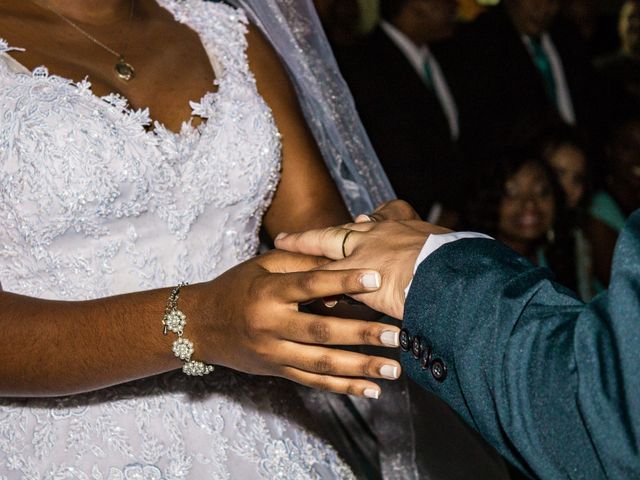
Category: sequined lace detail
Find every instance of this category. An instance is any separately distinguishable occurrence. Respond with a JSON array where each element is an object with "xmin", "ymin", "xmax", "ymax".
[{"xmin": 0, "ymin": 1, "xmax": 354, "ymax": 478}]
